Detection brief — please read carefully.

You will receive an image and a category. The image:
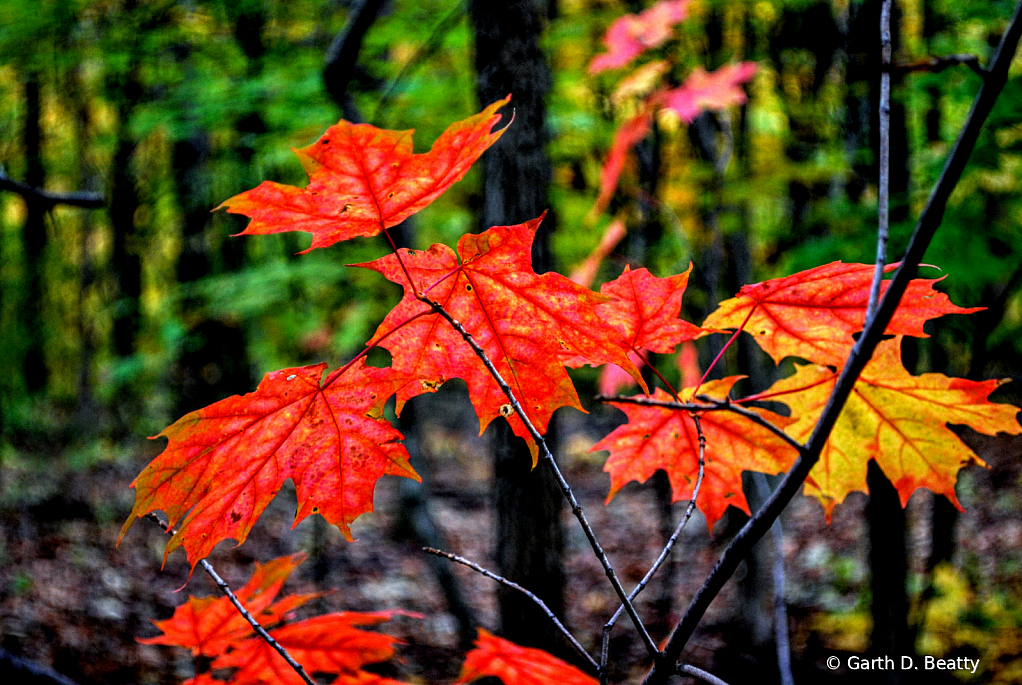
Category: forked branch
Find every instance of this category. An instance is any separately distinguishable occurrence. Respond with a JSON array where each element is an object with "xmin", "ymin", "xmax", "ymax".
[
  {"xmin": 643, "ymin": 2, "xmax": 1022, "ymax": 682},
  {"xmin": 143, "ymin": 514, "xmax": 317, "ymax": 685},
  {"xmin": 423, "ymin": 547, "xmax": 598, "ymax": 671}
]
